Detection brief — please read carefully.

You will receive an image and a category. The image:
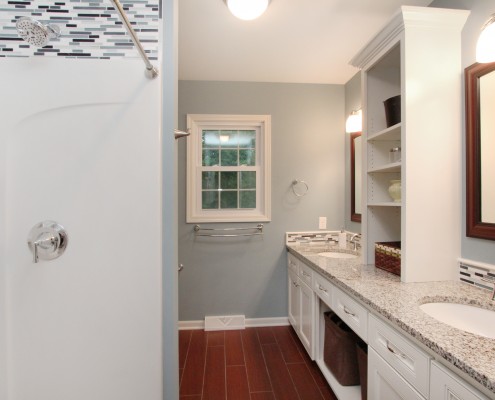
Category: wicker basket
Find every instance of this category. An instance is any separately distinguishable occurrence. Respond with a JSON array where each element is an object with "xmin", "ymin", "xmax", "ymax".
[{"xmin": 375, "ymin": 242, "xmax": 401, "ymax": 276}]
